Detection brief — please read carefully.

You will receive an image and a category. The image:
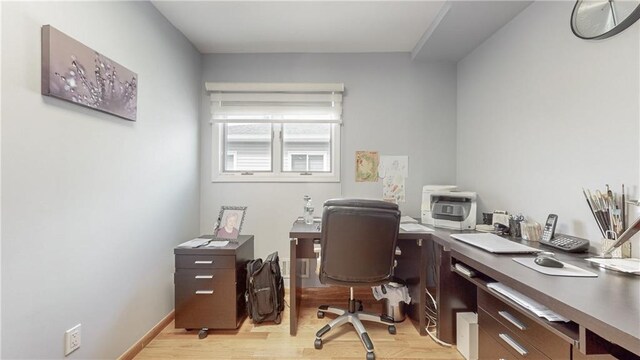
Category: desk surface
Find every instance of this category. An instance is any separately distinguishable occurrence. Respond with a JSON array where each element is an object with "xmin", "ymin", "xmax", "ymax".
[
  {"xmin": 435, "ymin": 228, "xmax": 640, "ymax": 355},
  {"xmin": 290, "ymin": 219, "xmax": 434, "ymax": 239}
]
